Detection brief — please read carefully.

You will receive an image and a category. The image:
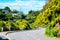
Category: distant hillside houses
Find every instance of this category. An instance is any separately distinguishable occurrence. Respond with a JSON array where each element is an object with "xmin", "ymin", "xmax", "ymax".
[
  {"xmin": 0, "ymin": 7, "xmax": 25, "ymax": 21},
  {"xmin": 0, "ymin": 7, "xmax": 11, "ymax": 14},
  {"xmin": 2, "ymin": 9, "xmax": 18, "ymax": 17},
  {"xmin": 2, "ymin": 9, "xmax": 10, "ymax": 14},
  {"xmin": 12, "ymin": 13, "xmax": 18, "ymax": 17}
]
